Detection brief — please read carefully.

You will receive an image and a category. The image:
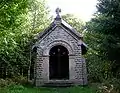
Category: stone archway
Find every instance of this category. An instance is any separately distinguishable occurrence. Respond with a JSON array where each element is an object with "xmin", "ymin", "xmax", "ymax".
[{"xmin": 49, "ymin": 45, "xmax": 69, "ymax": 80}]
